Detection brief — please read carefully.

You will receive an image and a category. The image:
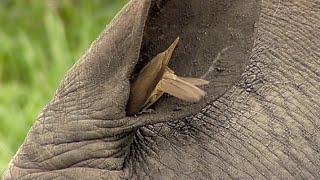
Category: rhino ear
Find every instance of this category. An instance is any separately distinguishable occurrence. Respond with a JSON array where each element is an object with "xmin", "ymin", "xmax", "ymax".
[{"xmin": 60, "ymin": 0, "xmax": 152, "ymax": 90}]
